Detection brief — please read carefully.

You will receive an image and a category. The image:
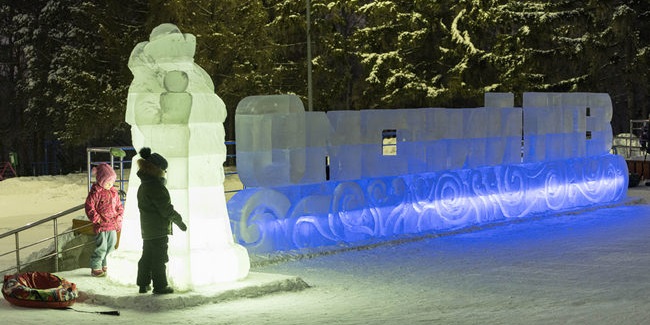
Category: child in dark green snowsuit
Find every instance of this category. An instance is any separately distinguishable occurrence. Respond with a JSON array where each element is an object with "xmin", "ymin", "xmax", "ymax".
[{"xmin": 135, "ymin": 147, "xmax": 187, "ymax": 294}]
